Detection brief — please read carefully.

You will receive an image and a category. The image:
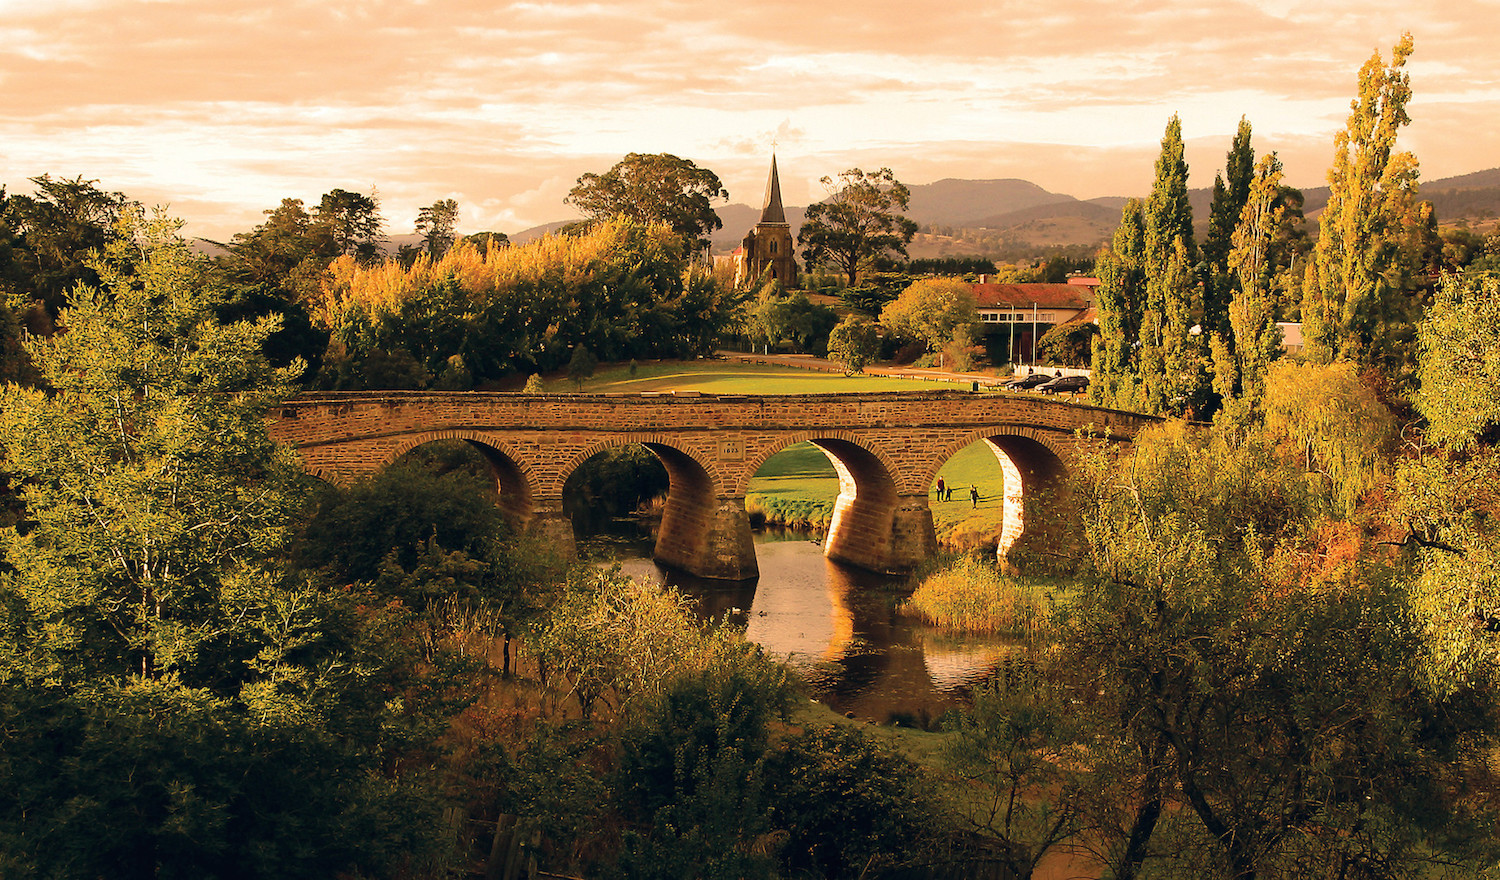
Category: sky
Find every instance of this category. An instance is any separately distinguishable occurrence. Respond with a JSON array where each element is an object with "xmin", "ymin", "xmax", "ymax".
[{"xmin": 2, "ymin": 0, "xmax": 1497, "ymax": 242}]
